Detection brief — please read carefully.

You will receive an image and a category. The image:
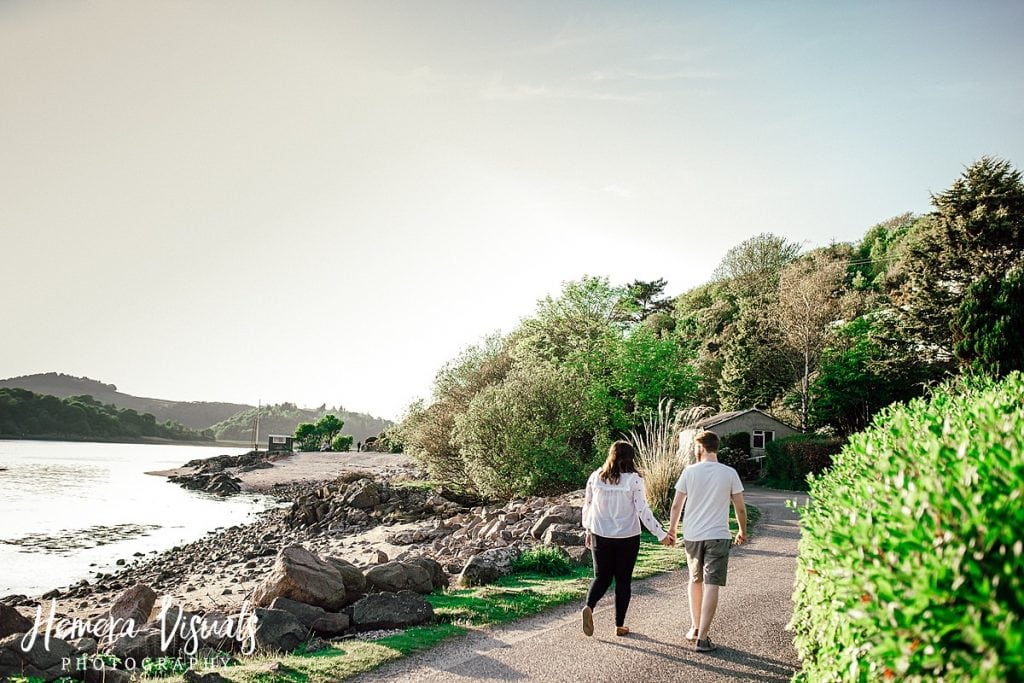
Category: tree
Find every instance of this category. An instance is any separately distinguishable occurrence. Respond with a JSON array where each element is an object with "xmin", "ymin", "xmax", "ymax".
[
  {"xmin": 776, "ymin": 251, "xmax": 848, "ymax": 430},
  {"xmin": 294, "ymin": 422, "xmax": 319, "ymax": 451},
  {"xmin": 900, "ymin": 157, "xmax": 1024, "ymax": 361},
  {"xmin": 718, "ymin": 297, "xmax": 795, "ymax": 411},
  {"xmin": 617, "ymin": 278, "xmax": 673, "ymax": 322},
  {"xmin": 713, "ymin": 233, "xmax": 802, "ymax": 299},
  {"xmin": 952, "ymin": 268, "xmax": 1024, "ymax": 376}
]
